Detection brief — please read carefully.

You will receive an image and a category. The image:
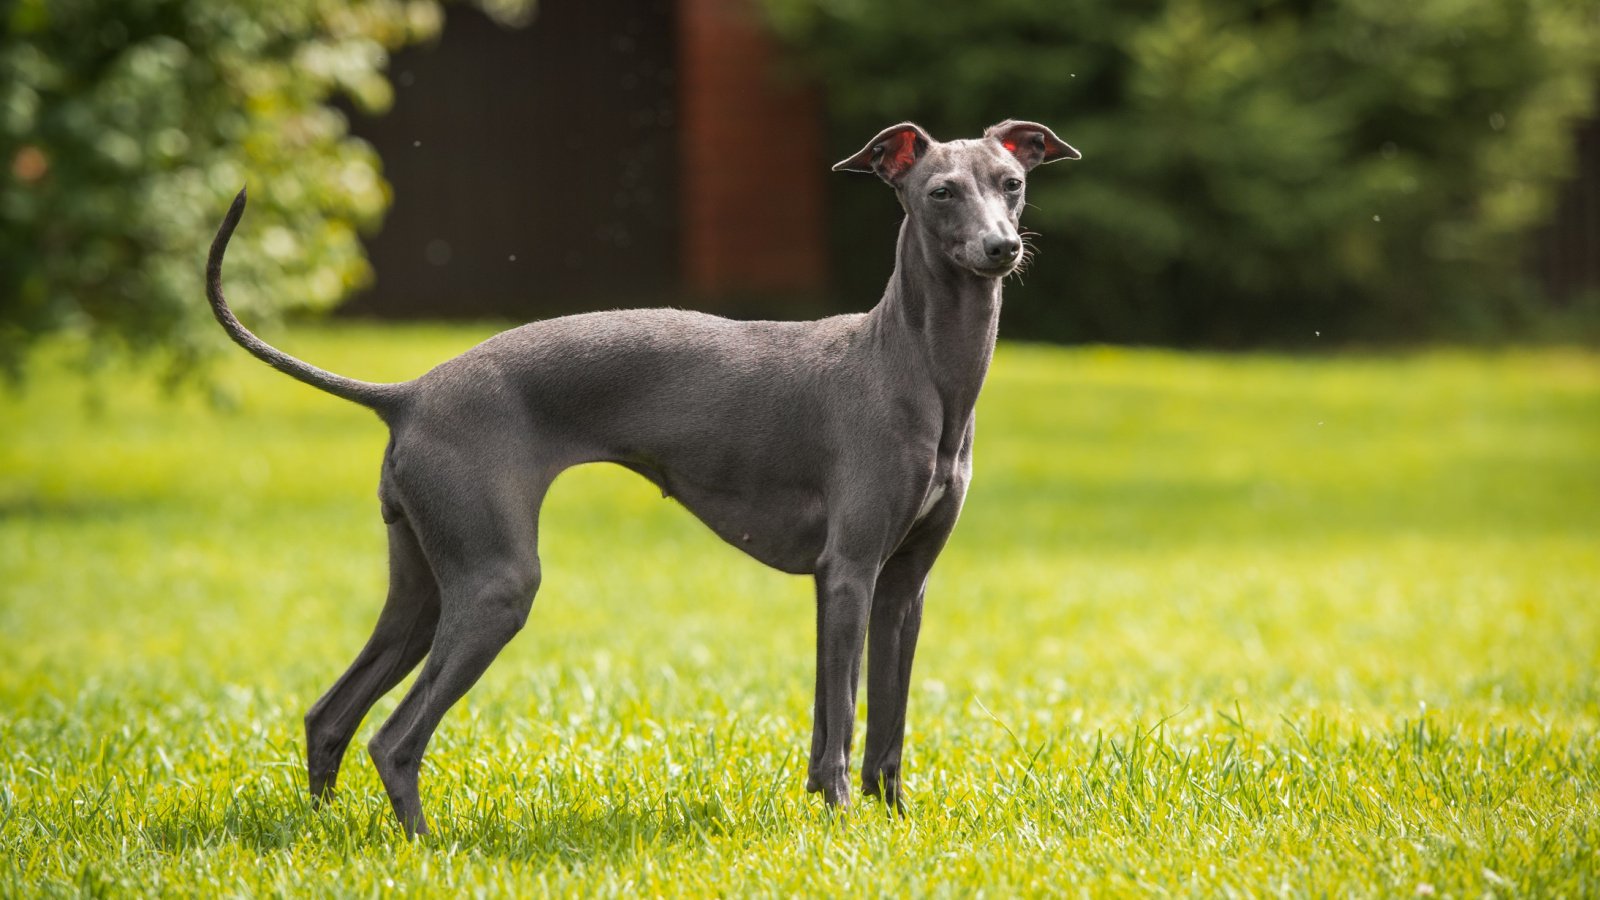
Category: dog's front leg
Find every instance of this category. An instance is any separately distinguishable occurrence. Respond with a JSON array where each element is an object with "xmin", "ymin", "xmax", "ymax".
[
  {"xmin": 804, "ymin": 553, "xmax": 878, "ymax": 809},
  {"xmin": 860, "ymin": 496, "xmax": 962, "ymax": 813}
]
